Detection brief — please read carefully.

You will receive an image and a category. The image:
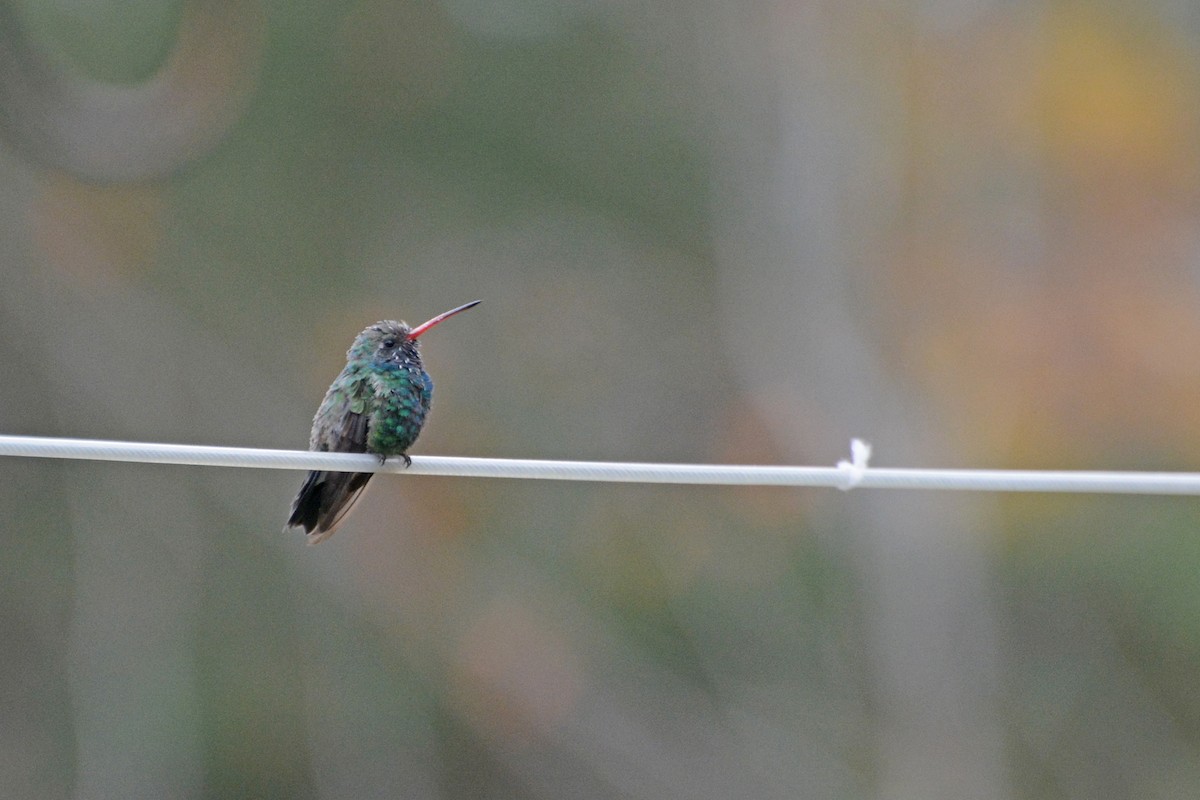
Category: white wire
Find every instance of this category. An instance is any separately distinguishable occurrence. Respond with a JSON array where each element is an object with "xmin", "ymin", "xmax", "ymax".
[{"xmin": 2, "ymin": 433, "xmax": 1200, "ymax": 495}]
